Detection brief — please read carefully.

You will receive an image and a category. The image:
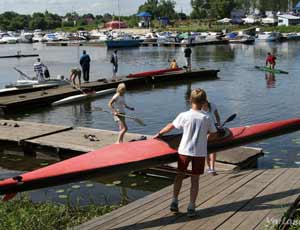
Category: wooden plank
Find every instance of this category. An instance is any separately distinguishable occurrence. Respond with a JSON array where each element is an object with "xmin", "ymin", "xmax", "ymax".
[
  {"xmin": 253, "ymin": 168, "xmax": 300, "ymax": 230},
  {"xmin": 157, "ymin": 170, "xmax": 265, "ymax": 230},
  {"xmin": 77, "ymin": 171, "xmax": 232, "ymax": 230},
  {"xmin": 27, "ymin": 128, "xmax": 148, "ymax": 153},
  {"xmin": 218, "ymin": 168, "xmax": 300, "ymax": 230},
  {"xmin": 0, "ymin": 119, "xmax": 71, "ymax": 142},
  {"xmin": 77, "ymin": 172, "xmax": 219, "ymax": 230},
  {"xmin": 216, "ymin": 147, "xmax": 263, "ymax": 165},
  {"xmin": 182, "ymin": 169, "xmax": 287, "ymax": 230},
  {"xmin": 100, "ymin": 170, "xmax": 258, "ymax": 230}
]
